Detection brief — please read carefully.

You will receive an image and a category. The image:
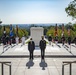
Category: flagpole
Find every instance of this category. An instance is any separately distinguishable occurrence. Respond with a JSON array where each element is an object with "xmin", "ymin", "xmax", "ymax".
[
  {"xmin": 0, "ymin": 20, "xmax": 5, "ymax": 53},
  {"xmin": 16, "ymin": 25, "xmax": 18, "ymax": 36},
  {"xmin": 3, "ymin": 26, "xmax": 6, "ymax": 53},
  {"xmin": 70, "ymin": 26, "xmax": 71, "ymax": 53},
  {"xmin": 0, "ymin": 19, "xmax": 2, "ymax": 46},
  {"xmin": 0, "ymin": 20, "xmax": 7, "ymax": 53},
  {"xmin": 61, "ymin": 24, "xmax": 64, "ymax": 46},
  {"xmin": 54, "ymin": 24, "xmax": 58, "ymax": 45},
  {"xmin": 10, "ymin": 24, "xmax": 14, "ymax": 47},
  {"xmin": 68, "ymin": 25, "xmax": 71, "ymax": 53},
  {"xmin": 55, "ymin": 24, "xmax": 58, "ymax": 37}
]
